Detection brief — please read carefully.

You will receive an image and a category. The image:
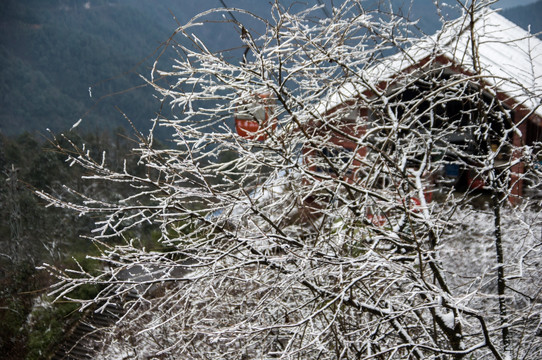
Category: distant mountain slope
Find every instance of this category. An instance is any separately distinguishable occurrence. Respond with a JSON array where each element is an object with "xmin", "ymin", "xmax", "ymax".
[
  {"xmin": 0, "ymin": 0, "xmax": 275, "ymax": 136},
  {"xmin": 0, "ymin": 0, "xmax": 179, "ymax": 136},
  {"xmin": 502, "ymin": 0, "xmax": 542, "ymax": 35},
  {"xmin": 0, "ymin": 0, "xmax": 537, "ymax": 137}
]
